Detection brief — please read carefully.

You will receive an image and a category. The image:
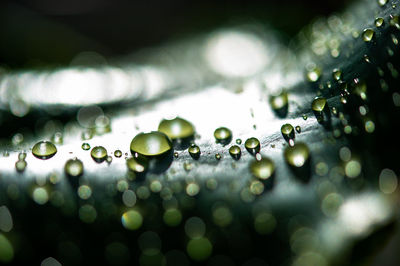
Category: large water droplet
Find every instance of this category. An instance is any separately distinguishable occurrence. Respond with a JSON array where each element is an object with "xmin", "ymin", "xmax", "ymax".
[
  {"xmin": 130, "ymin": 131, "xmax": 172, "ymax": 157},
  {"xmin": 158, "ymin": 117, "xmax": 195, "ymax": 140},
  {"xmin": 188, "ymin": 144, "xmax": 200, "ymax": 159},
  {"xmin": 32, "ymin": 141, "xmax": 57, "ymax": 159},
  {"xmin": 229, "ymin": 145, "xmax": 241, "ymax": 160},
  {"xmin": 245, "ymin": 137, "xmax": 260, "ymax": 154}
]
